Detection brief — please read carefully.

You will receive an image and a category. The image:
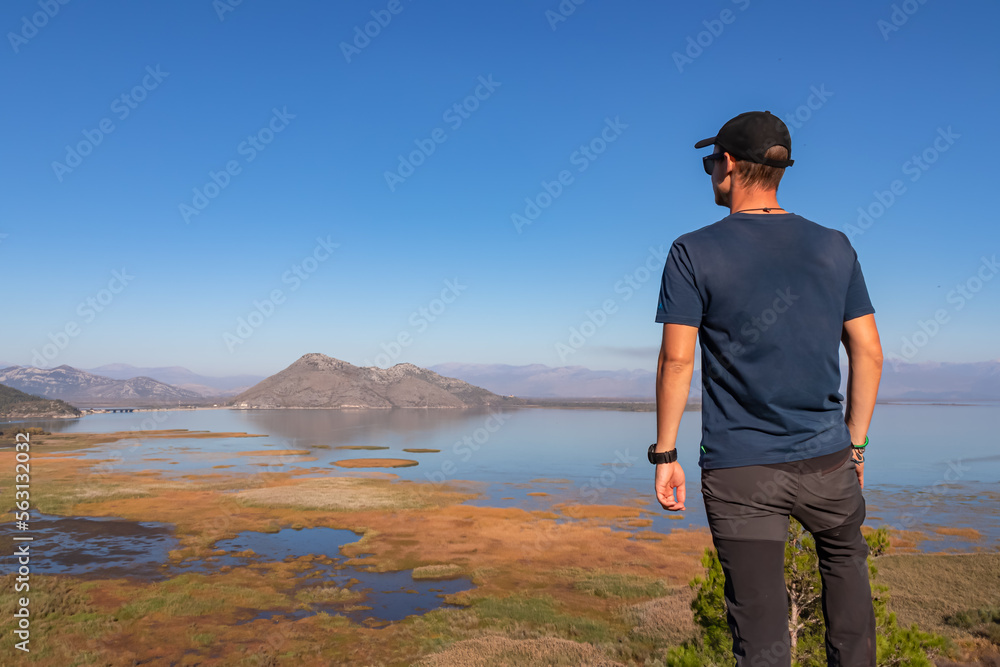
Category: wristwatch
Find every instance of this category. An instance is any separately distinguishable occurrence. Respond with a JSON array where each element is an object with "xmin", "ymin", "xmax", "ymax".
[{"xmin": 647, "ymin": 443, "xmax": 678, "ymax": 465}]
